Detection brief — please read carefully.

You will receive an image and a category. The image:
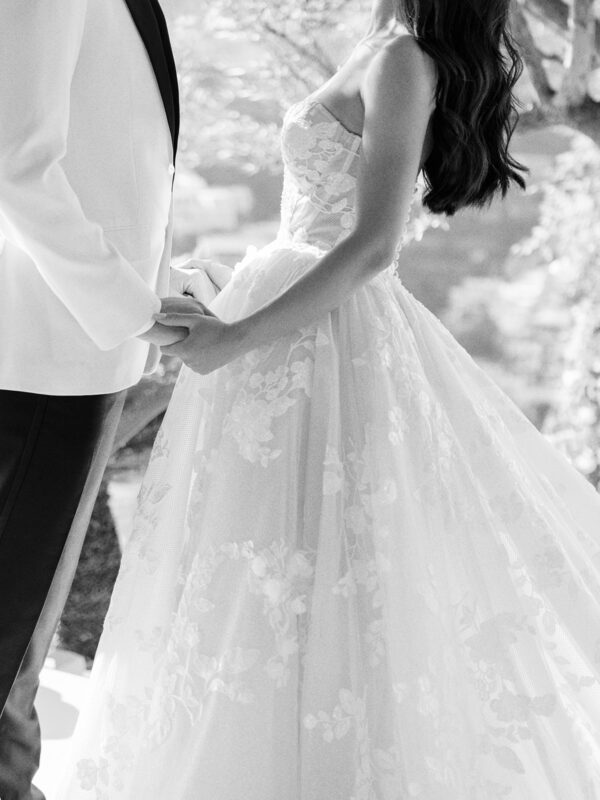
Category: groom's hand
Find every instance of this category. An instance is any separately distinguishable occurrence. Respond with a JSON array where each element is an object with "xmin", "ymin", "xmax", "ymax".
[
  {"xmin": 138, "ymin": 296, "xmax": 210, "ymax": 347},
  {"xmin": 170, "ymin": 259, "xmax": 233, "ymax": 303}
]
